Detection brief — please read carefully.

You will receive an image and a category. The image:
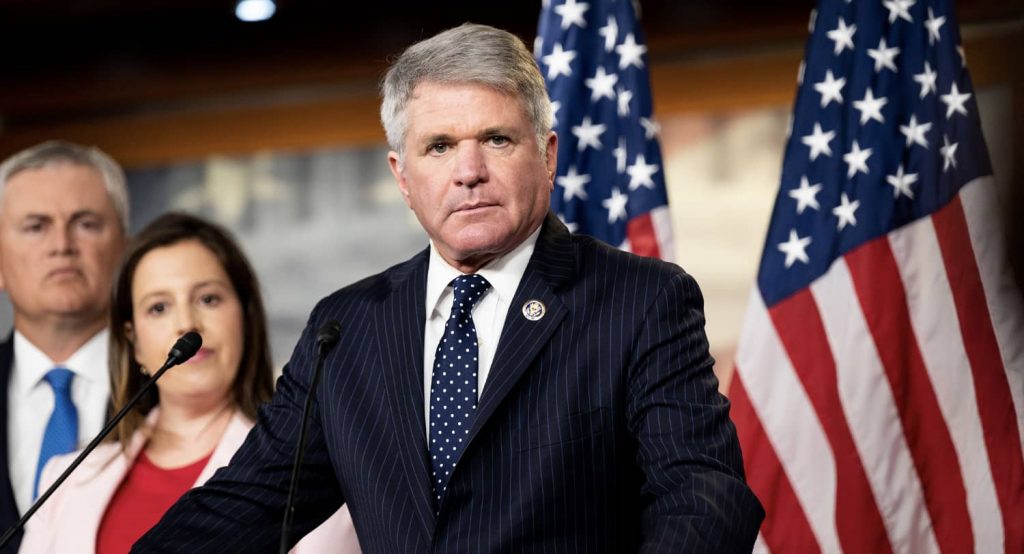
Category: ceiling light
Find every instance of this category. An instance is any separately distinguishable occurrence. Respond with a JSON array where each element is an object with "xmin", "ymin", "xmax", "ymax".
[{"xmin": 235, "ymin": 0, "xmax": 276, "ymax": 22}]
